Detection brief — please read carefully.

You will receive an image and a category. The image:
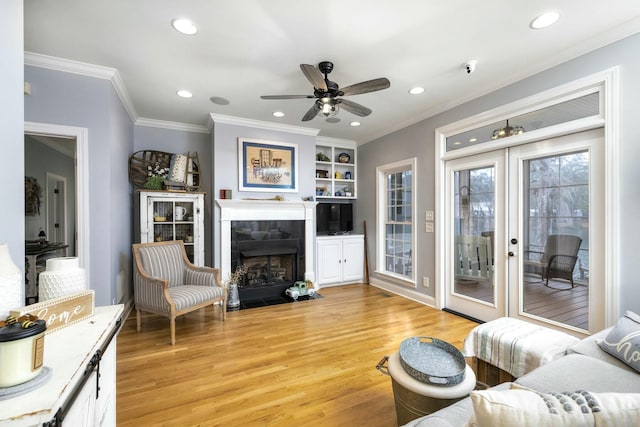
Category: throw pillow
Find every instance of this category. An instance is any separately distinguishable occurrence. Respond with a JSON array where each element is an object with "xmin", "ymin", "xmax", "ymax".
[
  {"xmin": 598, "ymin": 310, "xmax": 640, "ymax": 372},
  {"xmin": 466, "ymin": 384, "xmax": 640, "ymax": 427}
]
